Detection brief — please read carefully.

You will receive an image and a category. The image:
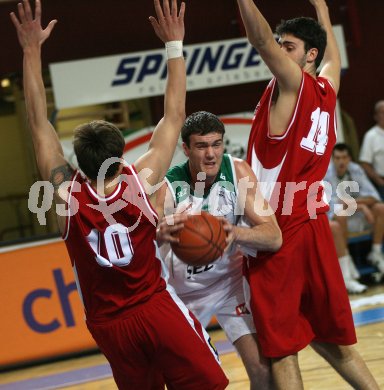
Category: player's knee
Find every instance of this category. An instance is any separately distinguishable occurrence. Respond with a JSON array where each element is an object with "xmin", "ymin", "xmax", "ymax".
[
  {"xmin": 248, "ymin": 365, "xmax": 272, "ymax": 390},
  {"xmin": 312, "ymin": 341, "xmax": 356, "ymax": 363},
  {"xmin": 239, "ymin": 352, "xmax": 272, "ymax": 389}
]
